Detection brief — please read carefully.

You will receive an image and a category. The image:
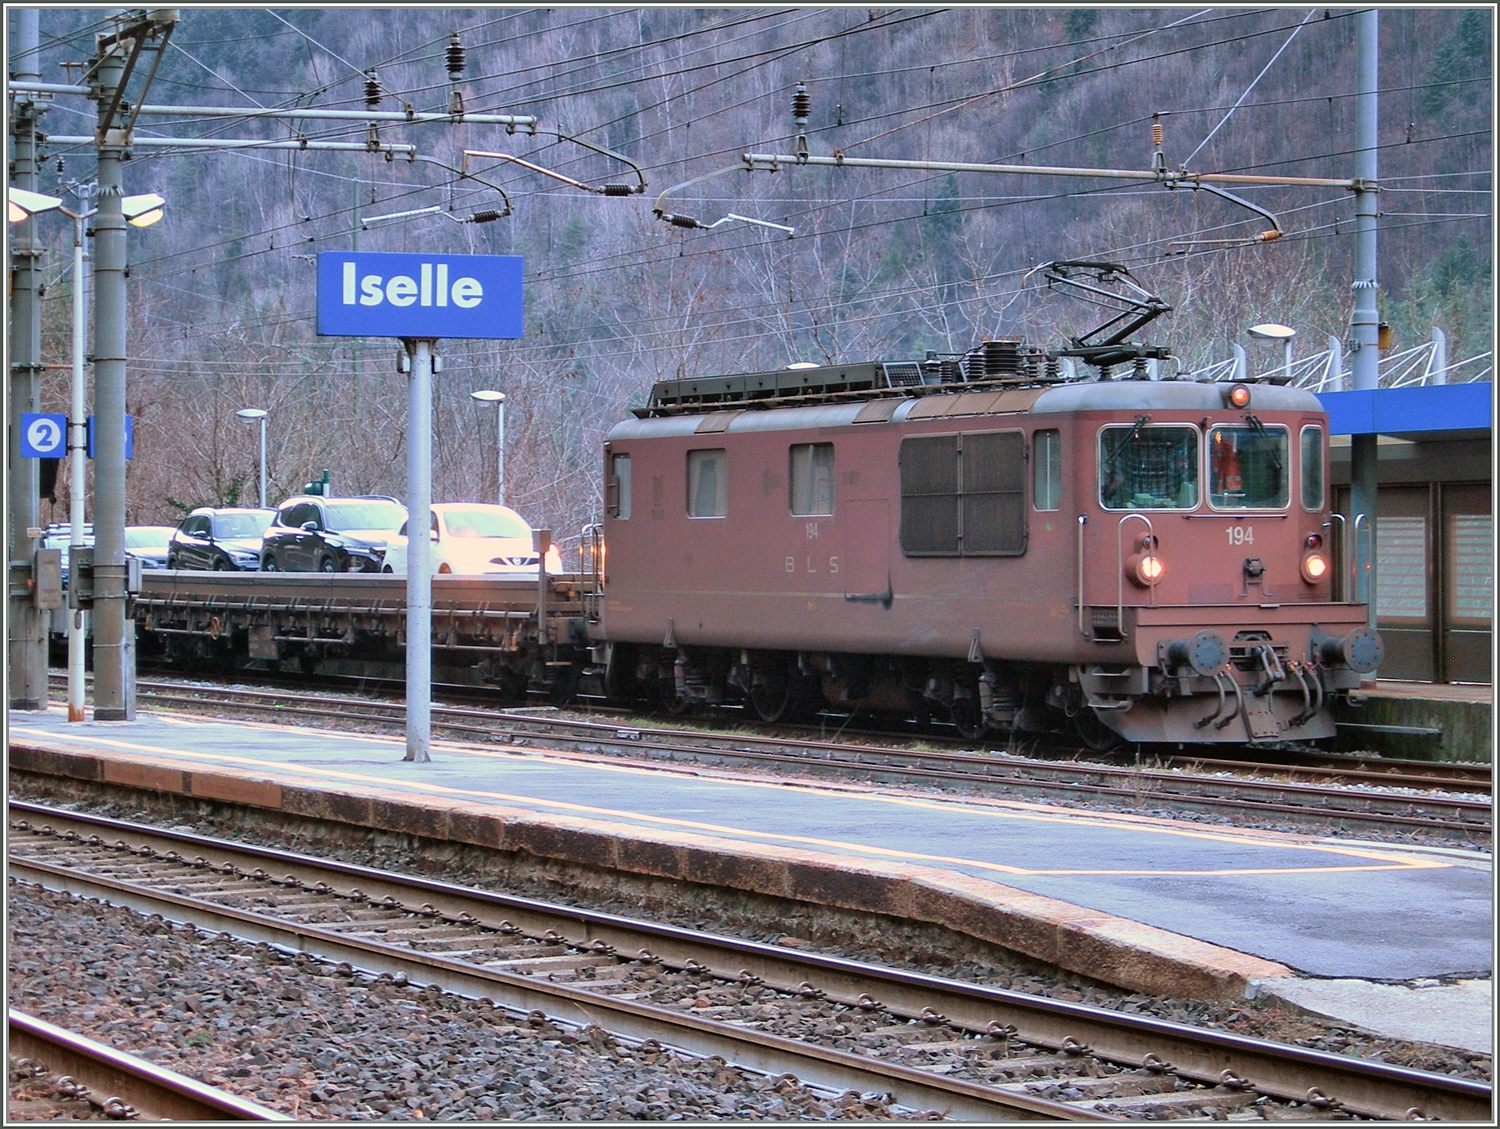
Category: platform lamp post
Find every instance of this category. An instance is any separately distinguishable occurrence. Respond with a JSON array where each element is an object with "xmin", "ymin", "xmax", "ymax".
[
  {"xmin": 9, "ymin": 187, "xmax": 163, "ymax": 721},
  {"xmin": 470, "ymin": 389, "xmax": 506, "ymax": 506},
  {"xmin": 1247, "ymin": 323, "xmax": 1296, "ymax": 385},
  {"xmin": 236, "ymin": 408, "xmax": 268, "ymax": 508}
]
